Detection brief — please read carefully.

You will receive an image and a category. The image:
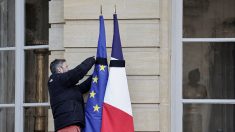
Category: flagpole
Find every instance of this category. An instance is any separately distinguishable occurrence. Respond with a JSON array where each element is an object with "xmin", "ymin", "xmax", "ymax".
[
  {"xmin": 100, "ymin": 5, "xmax": 103, "ymax": 15},
  {"xmin": 114, "ymin": 5, "xmax": 117, "ymax": 14}
]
